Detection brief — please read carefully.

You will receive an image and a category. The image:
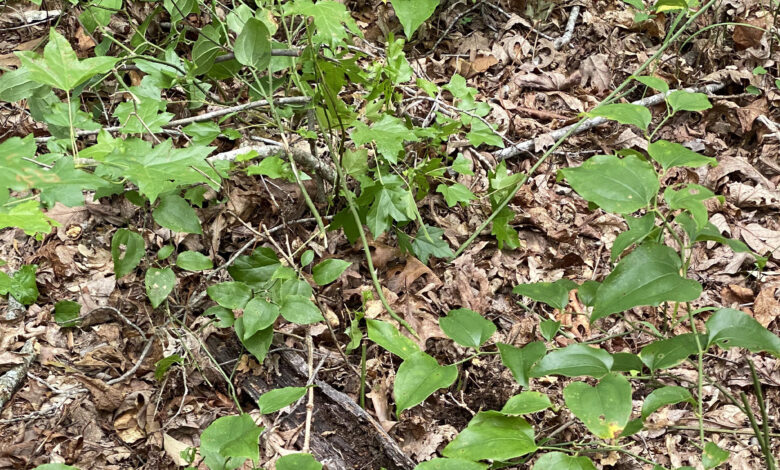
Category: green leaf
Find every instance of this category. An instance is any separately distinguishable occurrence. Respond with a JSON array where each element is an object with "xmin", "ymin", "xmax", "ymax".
[
  {"xmin": 414, "ymin": 458, "xmax": 488, "ymax": 470},
  {"xmin": 647, "ymin": 140, "xmax": 716, "ymax": 172},
  {"xmin": 654, "ymin": 0, "xmax": 688, "ymax": 11},
  {"xmin": 558, "ymin": 154, "xmax": 659, "ymax": 214},
  {"xmin": 667, "ymin": 90, "xmax": 711, "ymax": 113},
  {"xmin": 207, "ymin": 281, "xmax": 252, "ymax": 310},
  {"xmin": 153, "ymin": 194, "xmax": 202, "ymax": 234},
  {"xmin": 234, "ymin": 319, "xmax": 273, "ymax": 363},
  {"xmin": 300, "ymin": 250, "xmax": 314, "ymax": 267},
  {"xmin": 702, "ymin": 442, "xmax": 730, "ymax": 469},
  {"xmin": 36, "ymin": 158, "xmax": 110, "ymax": 208},
  {"xmin": 675, "ymin": 213, "xmax": 752, "ymax": 254},
  {"xmin": 466, "ymin": 118, "xmax": 504, "ymax": 148},
  {"xmin": 512, "ymin": 278, "xmax": 577, "ymax": 311},
  {"xmin": 154, "ymin": 354, "xmax": 184, "ymax": 381},
  {"xmin": 176, "ymin": 251, "xmax": 213, "ymax": 271},
  {"xmin": 246, "ymin": 156, "xmax": 288, "ymax": 179},
  {"xmin": 280, "ymin": 295, "xmax": 324, "ymax": 324},
  {"xmin": 501, "ymin": 391, "xmax": 552, "ymax": 415},
  {"xmin": 491, "ymin": 207, "xmax": 521, "ymax": 250},
  {"xmin": 286, "ymin": 0, "xmax": 361, "ymax": 47},
  {"xmin": 227, "ymin": 247, "xmax": 281, "ymax": 286},
  {"xmin": 639, "ymin": 333, "xmax": 704, "ymax": 371},
  {"xmin": 634, "ymin": 76, "xmax": 669, "ymax": 93},
  {"xmin": 241, "ymin": 297, "xmax": 280, "ymax": 337},
  {"xmin": 365, "ymin": 185, "xmax": 415, "ymax": 238},
  {"xmin": 0, "ymin": 200, "xmax": 56, "ymax": 236},
  {"xmin": 611, "ymin": 352, "xmax": 645, "ymax": 372},
  {"xmin": 436, "ymin": 183, "xmax": 476, "ymax": 207},
  {"xmin": 183, "ymin": 121, "xmax": 221, "ymax": 146},
  {"xmin": 531, "ymin": 343, "xmax": 613, "ymax": 378},
  {"xmin": 539, "ymin": 320, "xmax": 561, "ymax": 341},
  {"xmin": 54, "ymin": 300, "xmax": 81, "ymax": 327},
  {"xmin": 497, "ymin": 341, "xmax": 546, "ymax": 388},
  {"xmin": 587, "ymin": 103, "xmax": 652, "ymax": 130},
  {"xmin": 351, "ymin": 115, "xmax": 420, "ymax": 163},
  {"xmin": 367, "ymin": 319, "xmax": 420, "ymax": 360},
  {"xmin": 611, "ymin": 213, "xmax": 656, "ymax": 261},
  {"xmin": 80, "ymin": 0, "xmax": 122, "ymax": 33},
  {"xmin": 111, "ymin": 229, "xmax": 145, "ymax": 278},
  {"xmin": 395, "ymin": 351, "xmax": 457, "ymax": 416},
  {"xmin": 451, "ymin": 154, "xmax": 474, "ymax": 175},
  {"xmin": 577, "ymin": 280, "xmax": 601, "ymax": 307},
  {"xmin": 276, "ymin": 453, "xmax": 322, "ymax": 470},
  {"xmin": 591, "ymin": 243, "xmax": 702, "ymax": 323},
  {"xmin": 16, "ymin": 29, "xmax": 118, "ymax": 91},
  {"xmin": 145, "ymin": 267, "xmax": 176, "ymax": 308},
  {"xmin": 705, "ymin": 308, "xmax": 780, "ymax": 356},
  {"xmin": 199, "ymin": 414, "xmax": 263, "ymax": 470},
  {"xmin": 410, "ymin": 225, "xmax": 454, "ymax": 264},
  {"xmin": 533, "ymin": 452, "xmax": 598, "ymax": 470},
  {"xmin": 312, "ymin": 259, "xmax": 351, "ymax": 285},
  {"xmin": 439, "ymin": 308, "xmax": 496, "ymax": 348},
  {"xmin": 442, "ymin": 411, "xmax": 537, "ymax": 461},
  {"xmin": 257, "ymin": 386, "xmax": 308, "ymax": 414},
  {"xmin": 205, "ymin": 305, "xmax": 235, "ymax": 328},
  {"xmin": 564, "ymin": 372, "xmax": 633, "ymax": 439},
  {"xmin": 31, "ymin": 465, "xmax": 80, "ymax": 470},
  {"xmin": 234, "ymin": 18, "xmax": 271, "ymax": 70},
  {"xmin": 389, "ymin": 0, "xmax": 439, "ymax": 38},
  {"xmin": 0, "ymin": 67, "xmax": 44, "ymax": 102},
  {"xmin": 164, "ymin": 0, "xmax": 196, "ymax": 23},
  {"xmin": 192, "ymin": 25, "xmax": 223, "ymax": 75},
  {"xmin": 641, "ymin": 386, "xmax": 694, "ymax": 419},
  {"xmin": 664, "ymin": 184, "xmax": 718, "ymax": 228},
  {"xmin": 0, "ymin": 265, "xmax": 39, "ymax": 305},
  {"xmin": 157, "ymin": 245, "xmax": 174, "ymax": 260}
]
